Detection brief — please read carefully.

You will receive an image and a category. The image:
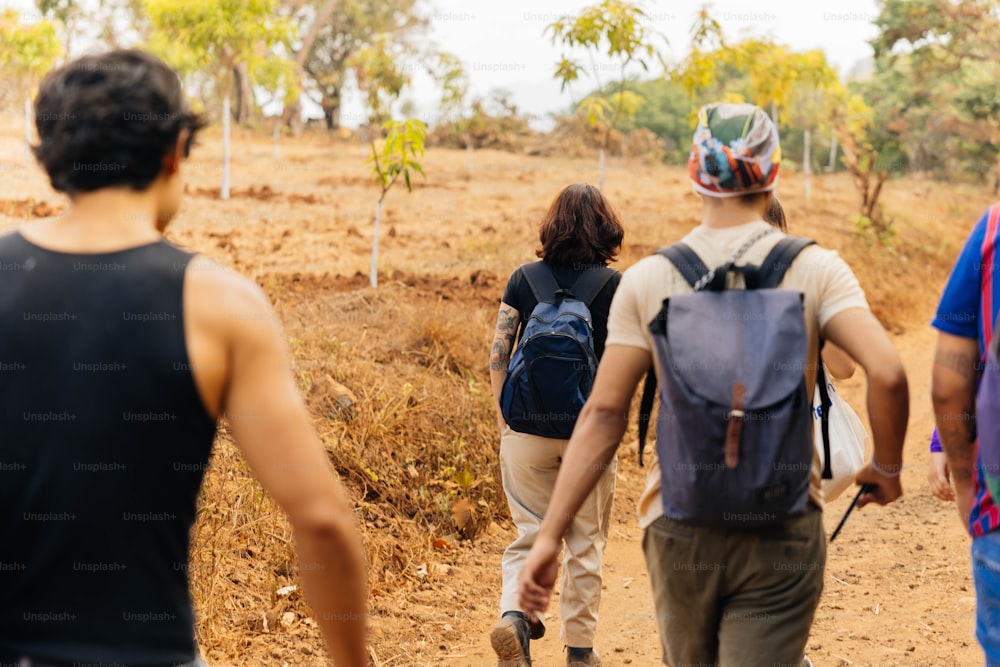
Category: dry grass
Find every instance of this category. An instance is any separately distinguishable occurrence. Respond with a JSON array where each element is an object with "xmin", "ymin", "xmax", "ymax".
[
  {"xmin": 188, "ymin": 275, "xmax": 508, "ymax": 664},
  {"xmin": 2, "ymin": 124, "xmax": 997, "ymax": 664}
]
